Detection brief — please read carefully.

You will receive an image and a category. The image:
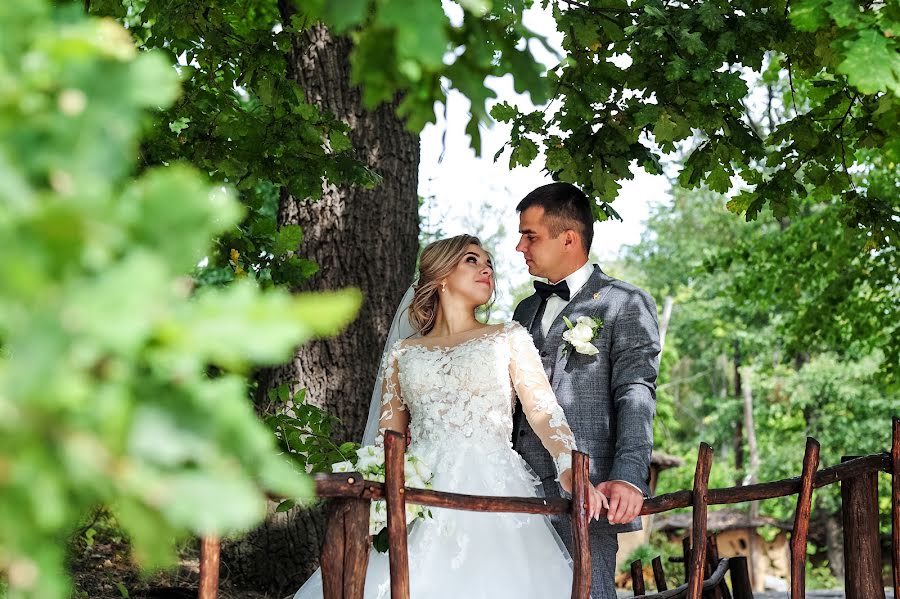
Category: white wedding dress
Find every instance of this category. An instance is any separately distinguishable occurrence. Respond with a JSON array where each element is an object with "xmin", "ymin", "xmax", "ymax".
[{"xmin": 293, "ymin": 321, "xmax": 577, "ymax": 599}]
